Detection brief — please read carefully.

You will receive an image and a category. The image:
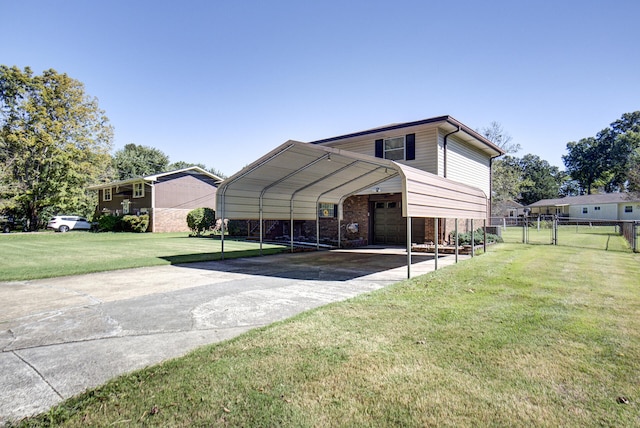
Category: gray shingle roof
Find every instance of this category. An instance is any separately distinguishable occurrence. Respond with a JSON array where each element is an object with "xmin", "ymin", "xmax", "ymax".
[{"xmin": 528, "ymin": 193, "xmax": 640, "ymax": 207}]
